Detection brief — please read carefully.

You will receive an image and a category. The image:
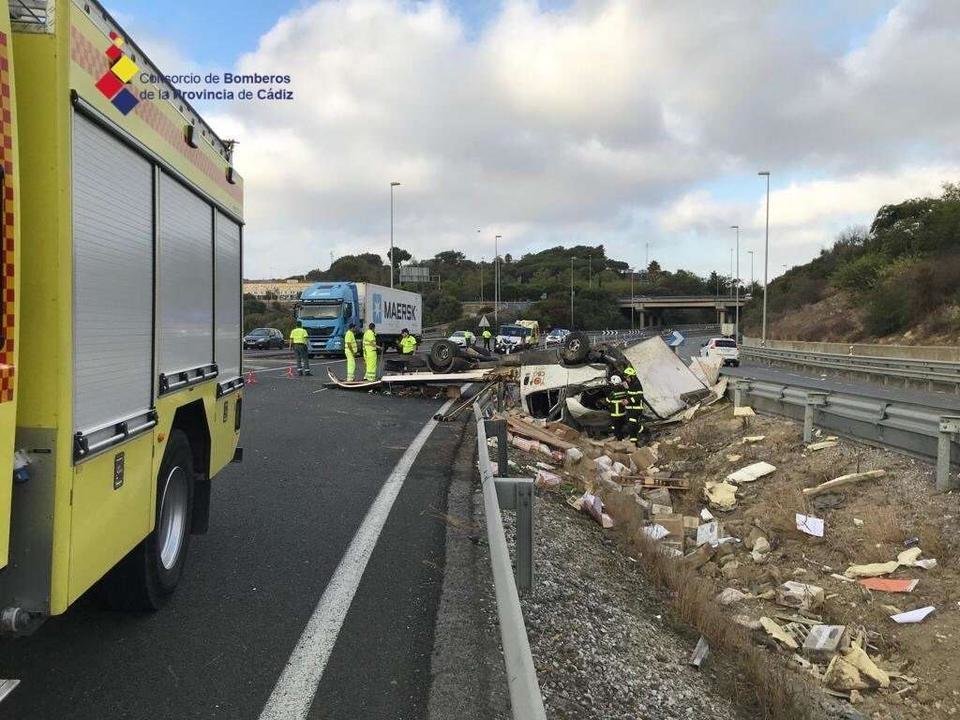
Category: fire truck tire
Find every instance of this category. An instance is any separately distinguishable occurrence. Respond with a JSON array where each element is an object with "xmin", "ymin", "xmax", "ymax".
[{"xmin": 102, "ymin": 430, "xmax": 195, "ymax": 610}]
